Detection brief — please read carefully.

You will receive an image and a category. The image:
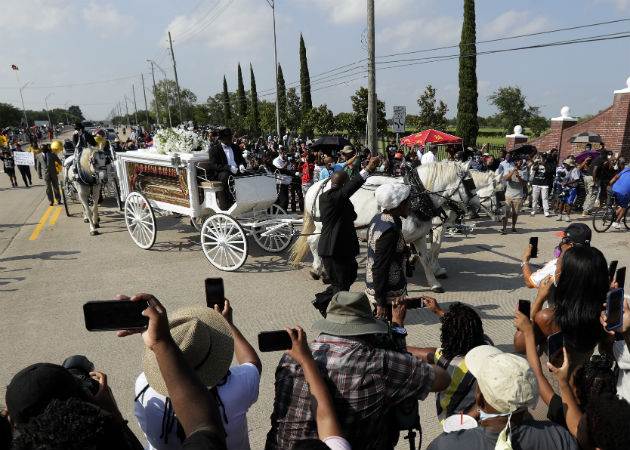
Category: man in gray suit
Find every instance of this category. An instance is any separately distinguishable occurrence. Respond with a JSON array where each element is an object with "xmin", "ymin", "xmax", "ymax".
[{"xmin": 36, "ymin": 144, "xmax": 62, "ymax": 206}]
